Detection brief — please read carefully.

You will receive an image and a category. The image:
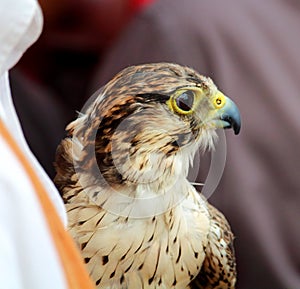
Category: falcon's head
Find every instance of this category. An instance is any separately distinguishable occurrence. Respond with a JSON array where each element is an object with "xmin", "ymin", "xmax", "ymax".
[{"xmin": 56, "ymin": 63, "xmax": 240, "ymax": 197}]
